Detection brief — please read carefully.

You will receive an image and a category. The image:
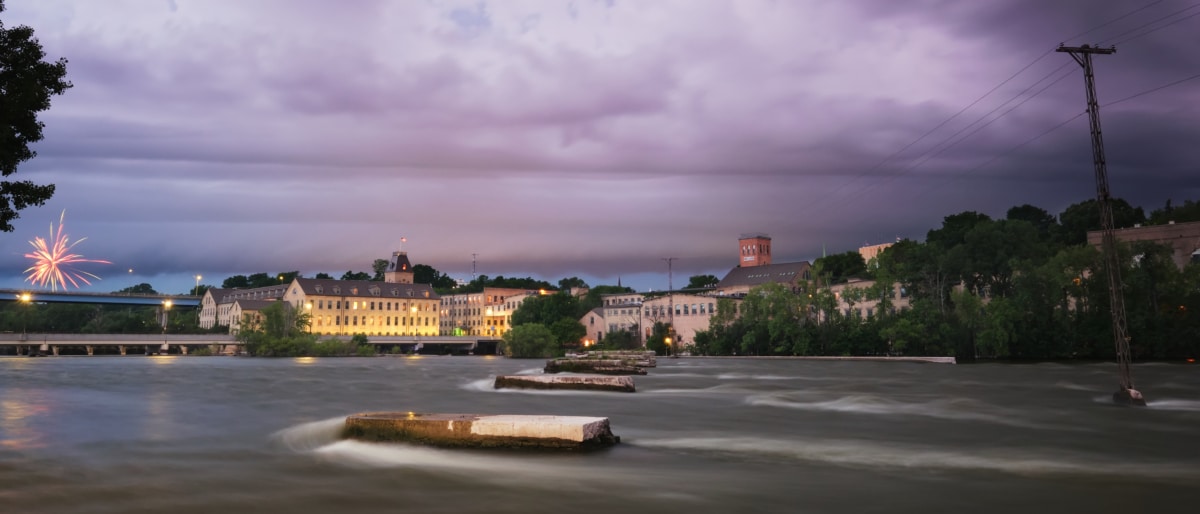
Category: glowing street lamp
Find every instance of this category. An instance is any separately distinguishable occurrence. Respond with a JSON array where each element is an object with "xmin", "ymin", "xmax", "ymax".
[
  {"xmin": 18, "ymin": 292, "xmax": 32, "ymax": 338},
  {"xmin": 305, "ymin": 302, "xmax": 313, "ymax": 334},
  {"xmin": 194, "ymin": 274, "xmax": 202, "ymax": 294},
  {"xmin": 162, "ymin": 299, "xmax": 173, "ymax": 329}
]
